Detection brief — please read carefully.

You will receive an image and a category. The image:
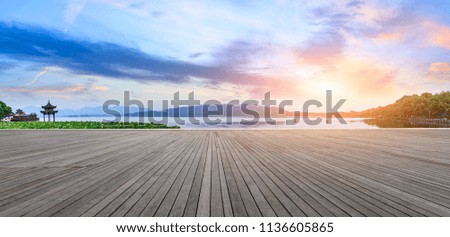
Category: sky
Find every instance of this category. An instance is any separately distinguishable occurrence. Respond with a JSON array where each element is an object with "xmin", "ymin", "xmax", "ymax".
[{"xmin": 0, "ymin": 0, "xmax": 449, "ymax": 112}]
